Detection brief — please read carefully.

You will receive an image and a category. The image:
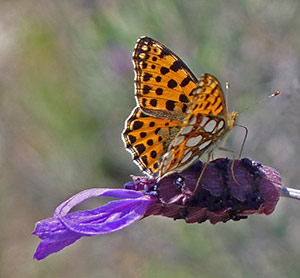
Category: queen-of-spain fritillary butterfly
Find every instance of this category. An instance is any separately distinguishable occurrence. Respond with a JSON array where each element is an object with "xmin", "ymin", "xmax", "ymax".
[{"xmin": 123, "ymin": 36, "xmax": 238, "ymax": 179}]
